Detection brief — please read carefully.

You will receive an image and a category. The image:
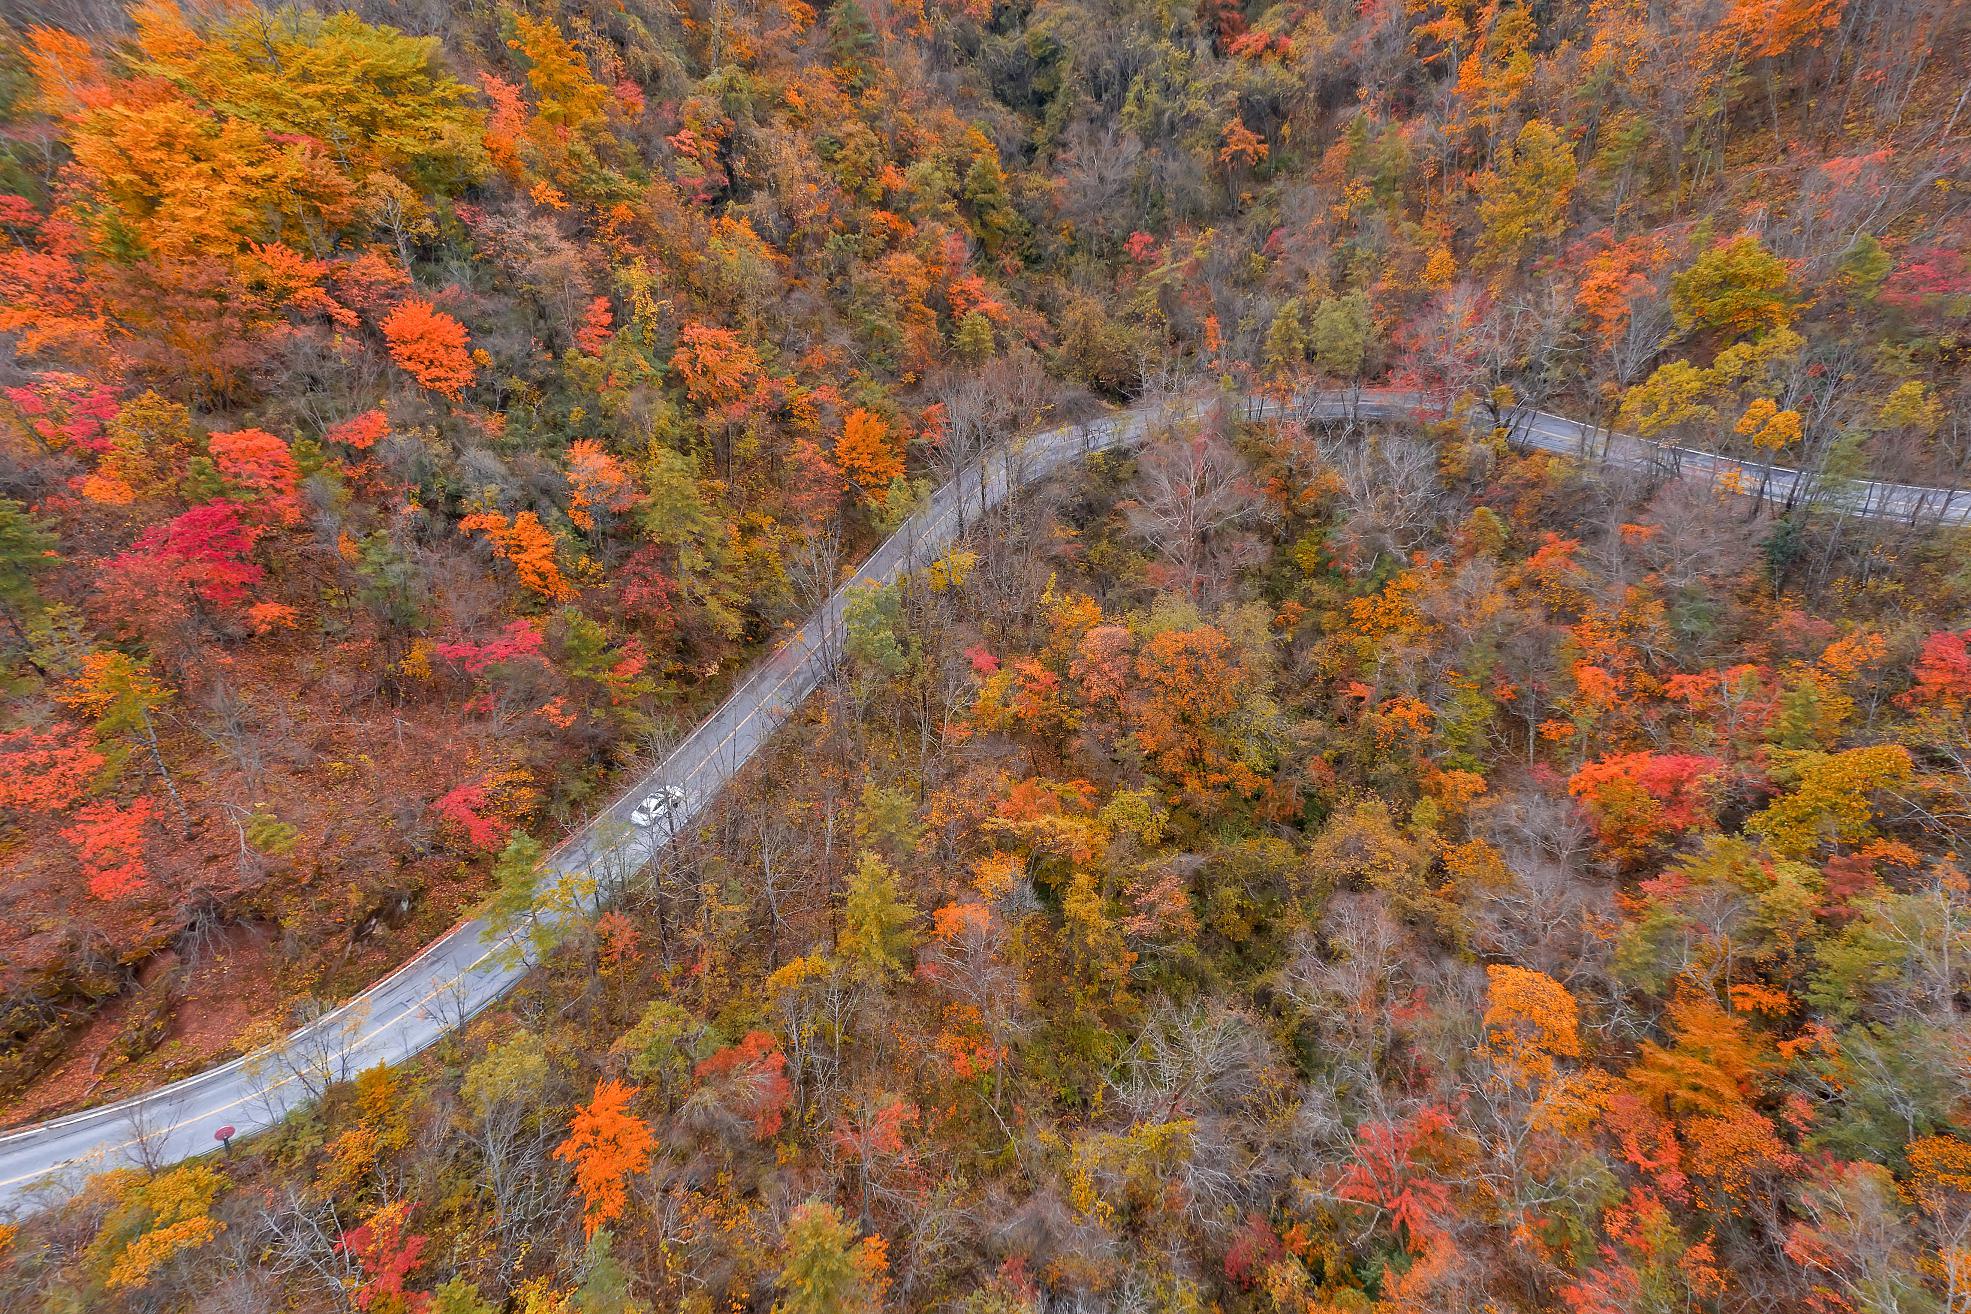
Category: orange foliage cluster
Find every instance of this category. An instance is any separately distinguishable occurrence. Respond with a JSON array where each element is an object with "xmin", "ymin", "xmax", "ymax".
[
  {"xmin": 380, "ymin": 300, "xmax": 475, "ymax": 400},
  {"xmin": 61, "ymin": 797, "xmax": 157, "ymax": 901},
  {"xmin": 834, "ymin": 407, "xmax": 903, "ymax": 492},
  {"xmin": 670, "ymin": 322, "xmax": 762, "ymax": 408},
  {"xmin": 553, "ymin": 1079, "xmax": 656, "ymax": 1239},
  {"xmin": 458, "ymin": 510, "xmax": 577, "ymax": 602}
]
